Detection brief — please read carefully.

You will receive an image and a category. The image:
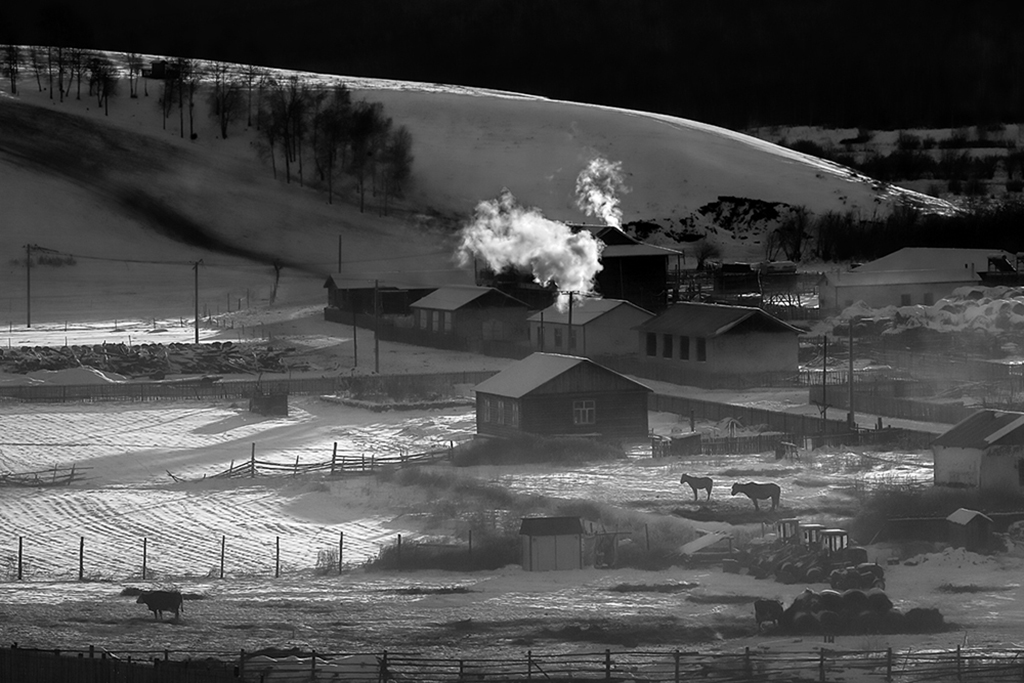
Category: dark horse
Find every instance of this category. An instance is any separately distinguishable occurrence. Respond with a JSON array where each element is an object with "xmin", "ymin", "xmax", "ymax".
[
  {"xmin": 679, "ymin": 474, "xmax": 713, "ymax": 501},
  {"xmin": 731, "ymin": 482, "xmax": 781, "ymax": 510}
]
